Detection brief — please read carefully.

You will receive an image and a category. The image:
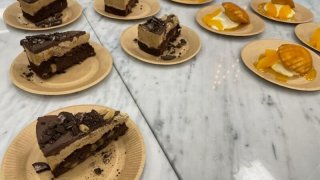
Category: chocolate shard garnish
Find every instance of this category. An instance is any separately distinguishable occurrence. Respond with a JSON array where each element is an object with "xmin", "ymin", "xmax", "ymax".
[
  {"xmin": 32, "ymin": 162, "xmax": 51, "ymax": 173},
  {"xmin": 137, "ymin": 14, "xmax": 182, "ymax": 56}
]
